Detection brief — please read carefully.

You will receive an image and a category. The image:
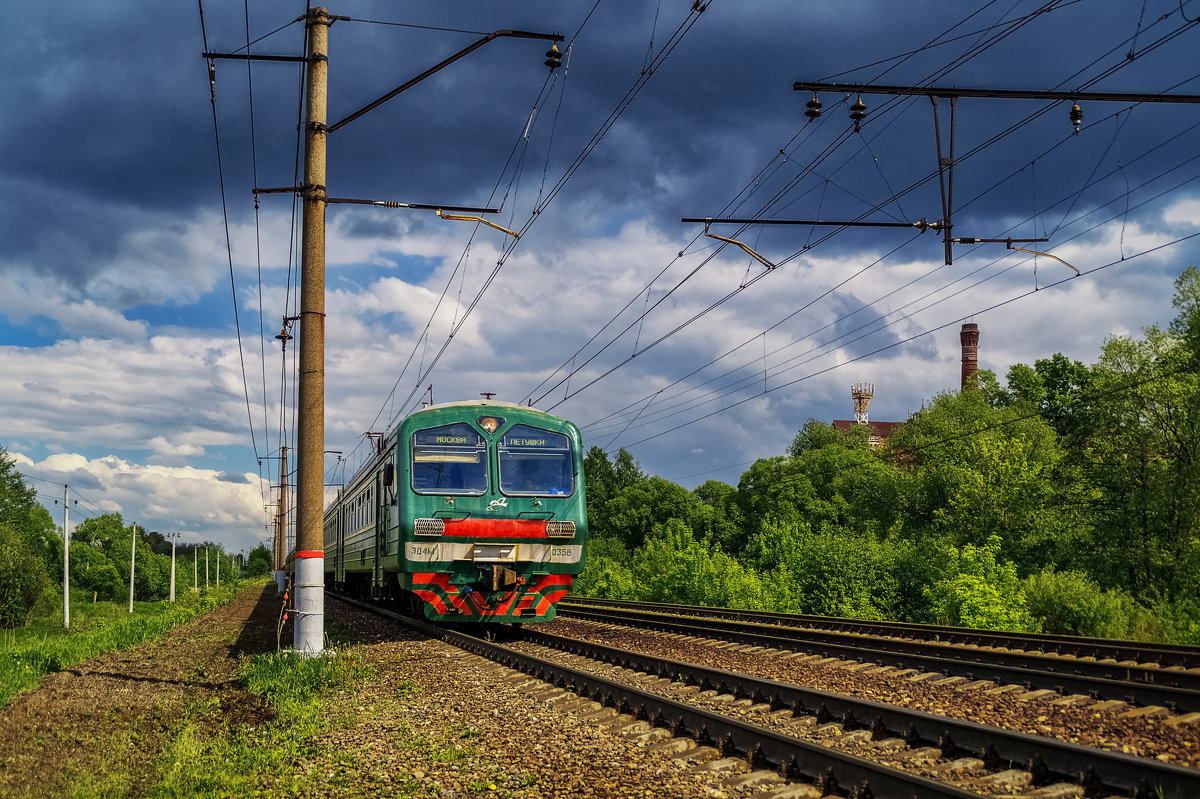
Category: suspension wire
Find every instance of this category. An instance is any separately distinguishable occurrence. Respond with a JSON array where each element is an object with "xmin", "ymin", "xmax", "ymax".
[
  {"xmin": 364, "ymin": 1, "xmax": 712, "ymax": 443},
  {"xmin": 592, "ymin": 124, "xmax": 1200, "ymax": 438},
  {"xmin": 198, "ymin": 1, "xmax": 261, "ymax": 463},
  {"xmin": 602, "ymin": 155, "xmax": 1200, "ymax": 445},
  {"xmin": 552, "ymin": 7, "xmax": 1200, "ymax": 417},
  {"xmin": 245, "ymin": 0, "xmax": 272, "ymax": 461},
  {"xmin": 624, "ymin": 225, "xmax": 1200, "ymax": 450},
  {"xmin": 531, "ymin": 3, "xmax": 1085, "ymax": 409}
]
